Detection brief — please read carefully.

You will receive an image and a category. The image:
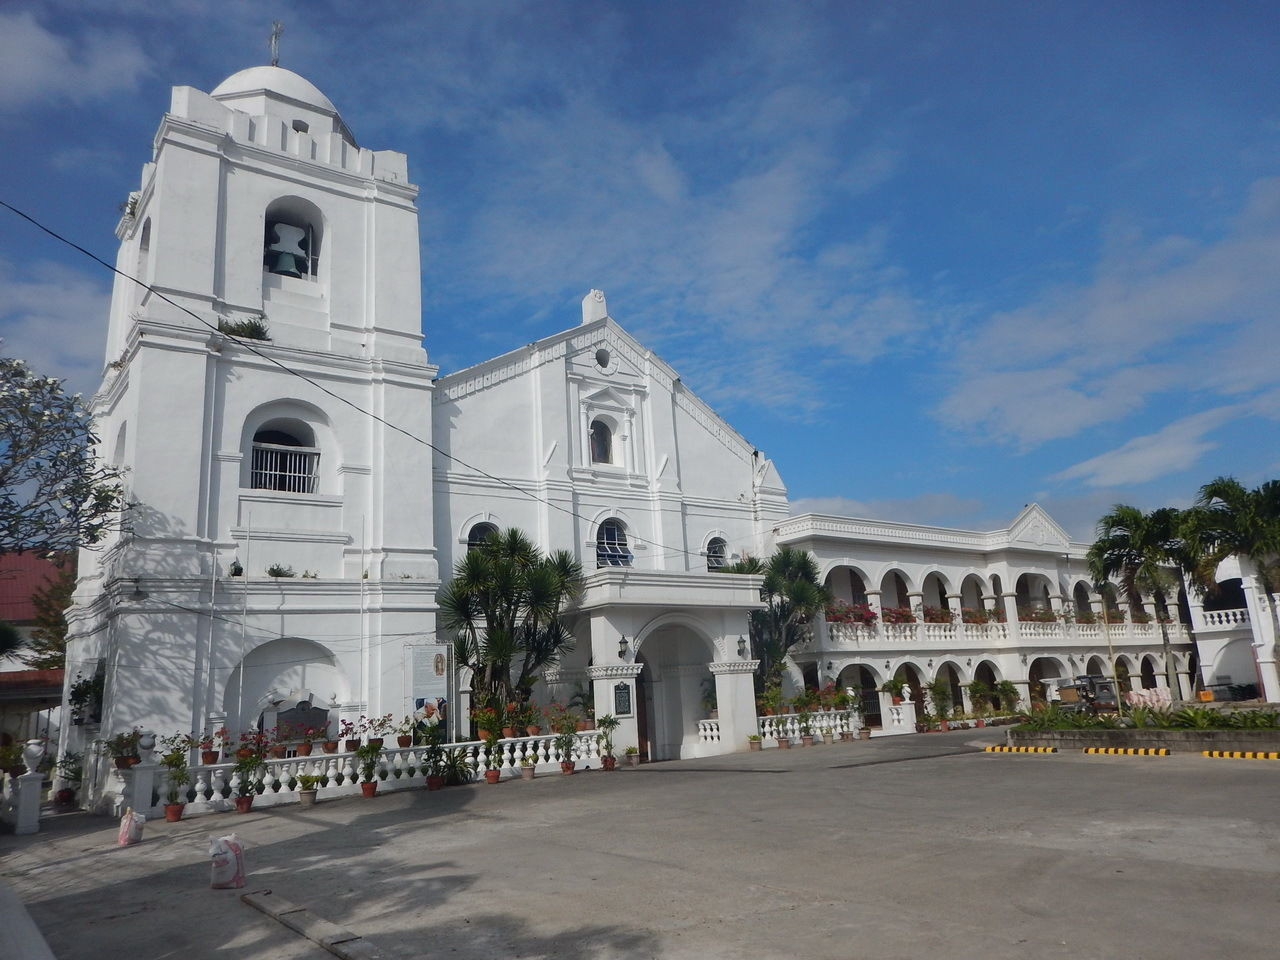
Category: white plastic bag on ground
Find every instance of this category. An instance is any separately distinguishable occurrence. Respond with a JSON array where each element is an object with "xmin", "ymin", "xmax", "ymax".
[
  {"xmin": 117, "ymin": 808, "xmax": 145, "ymax": 846},
  {"xmin": 209, "ymin": 833, "xmax": 246, "ymax": 889}
]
